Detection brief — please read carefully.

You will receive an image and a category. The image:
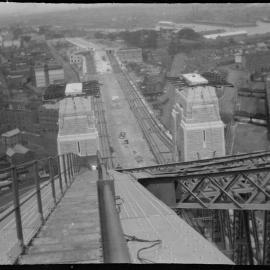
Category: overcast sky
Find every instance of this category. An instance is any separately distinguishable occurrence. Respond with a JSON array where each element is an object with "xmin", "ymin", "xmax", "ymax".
[
  {"xmin": 1, "ymin": 3, "xmax": 270, "ymax": 16},
  {"xmin": 0, "ymin": 3, "xmax": 113, "ymax": 16}
]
